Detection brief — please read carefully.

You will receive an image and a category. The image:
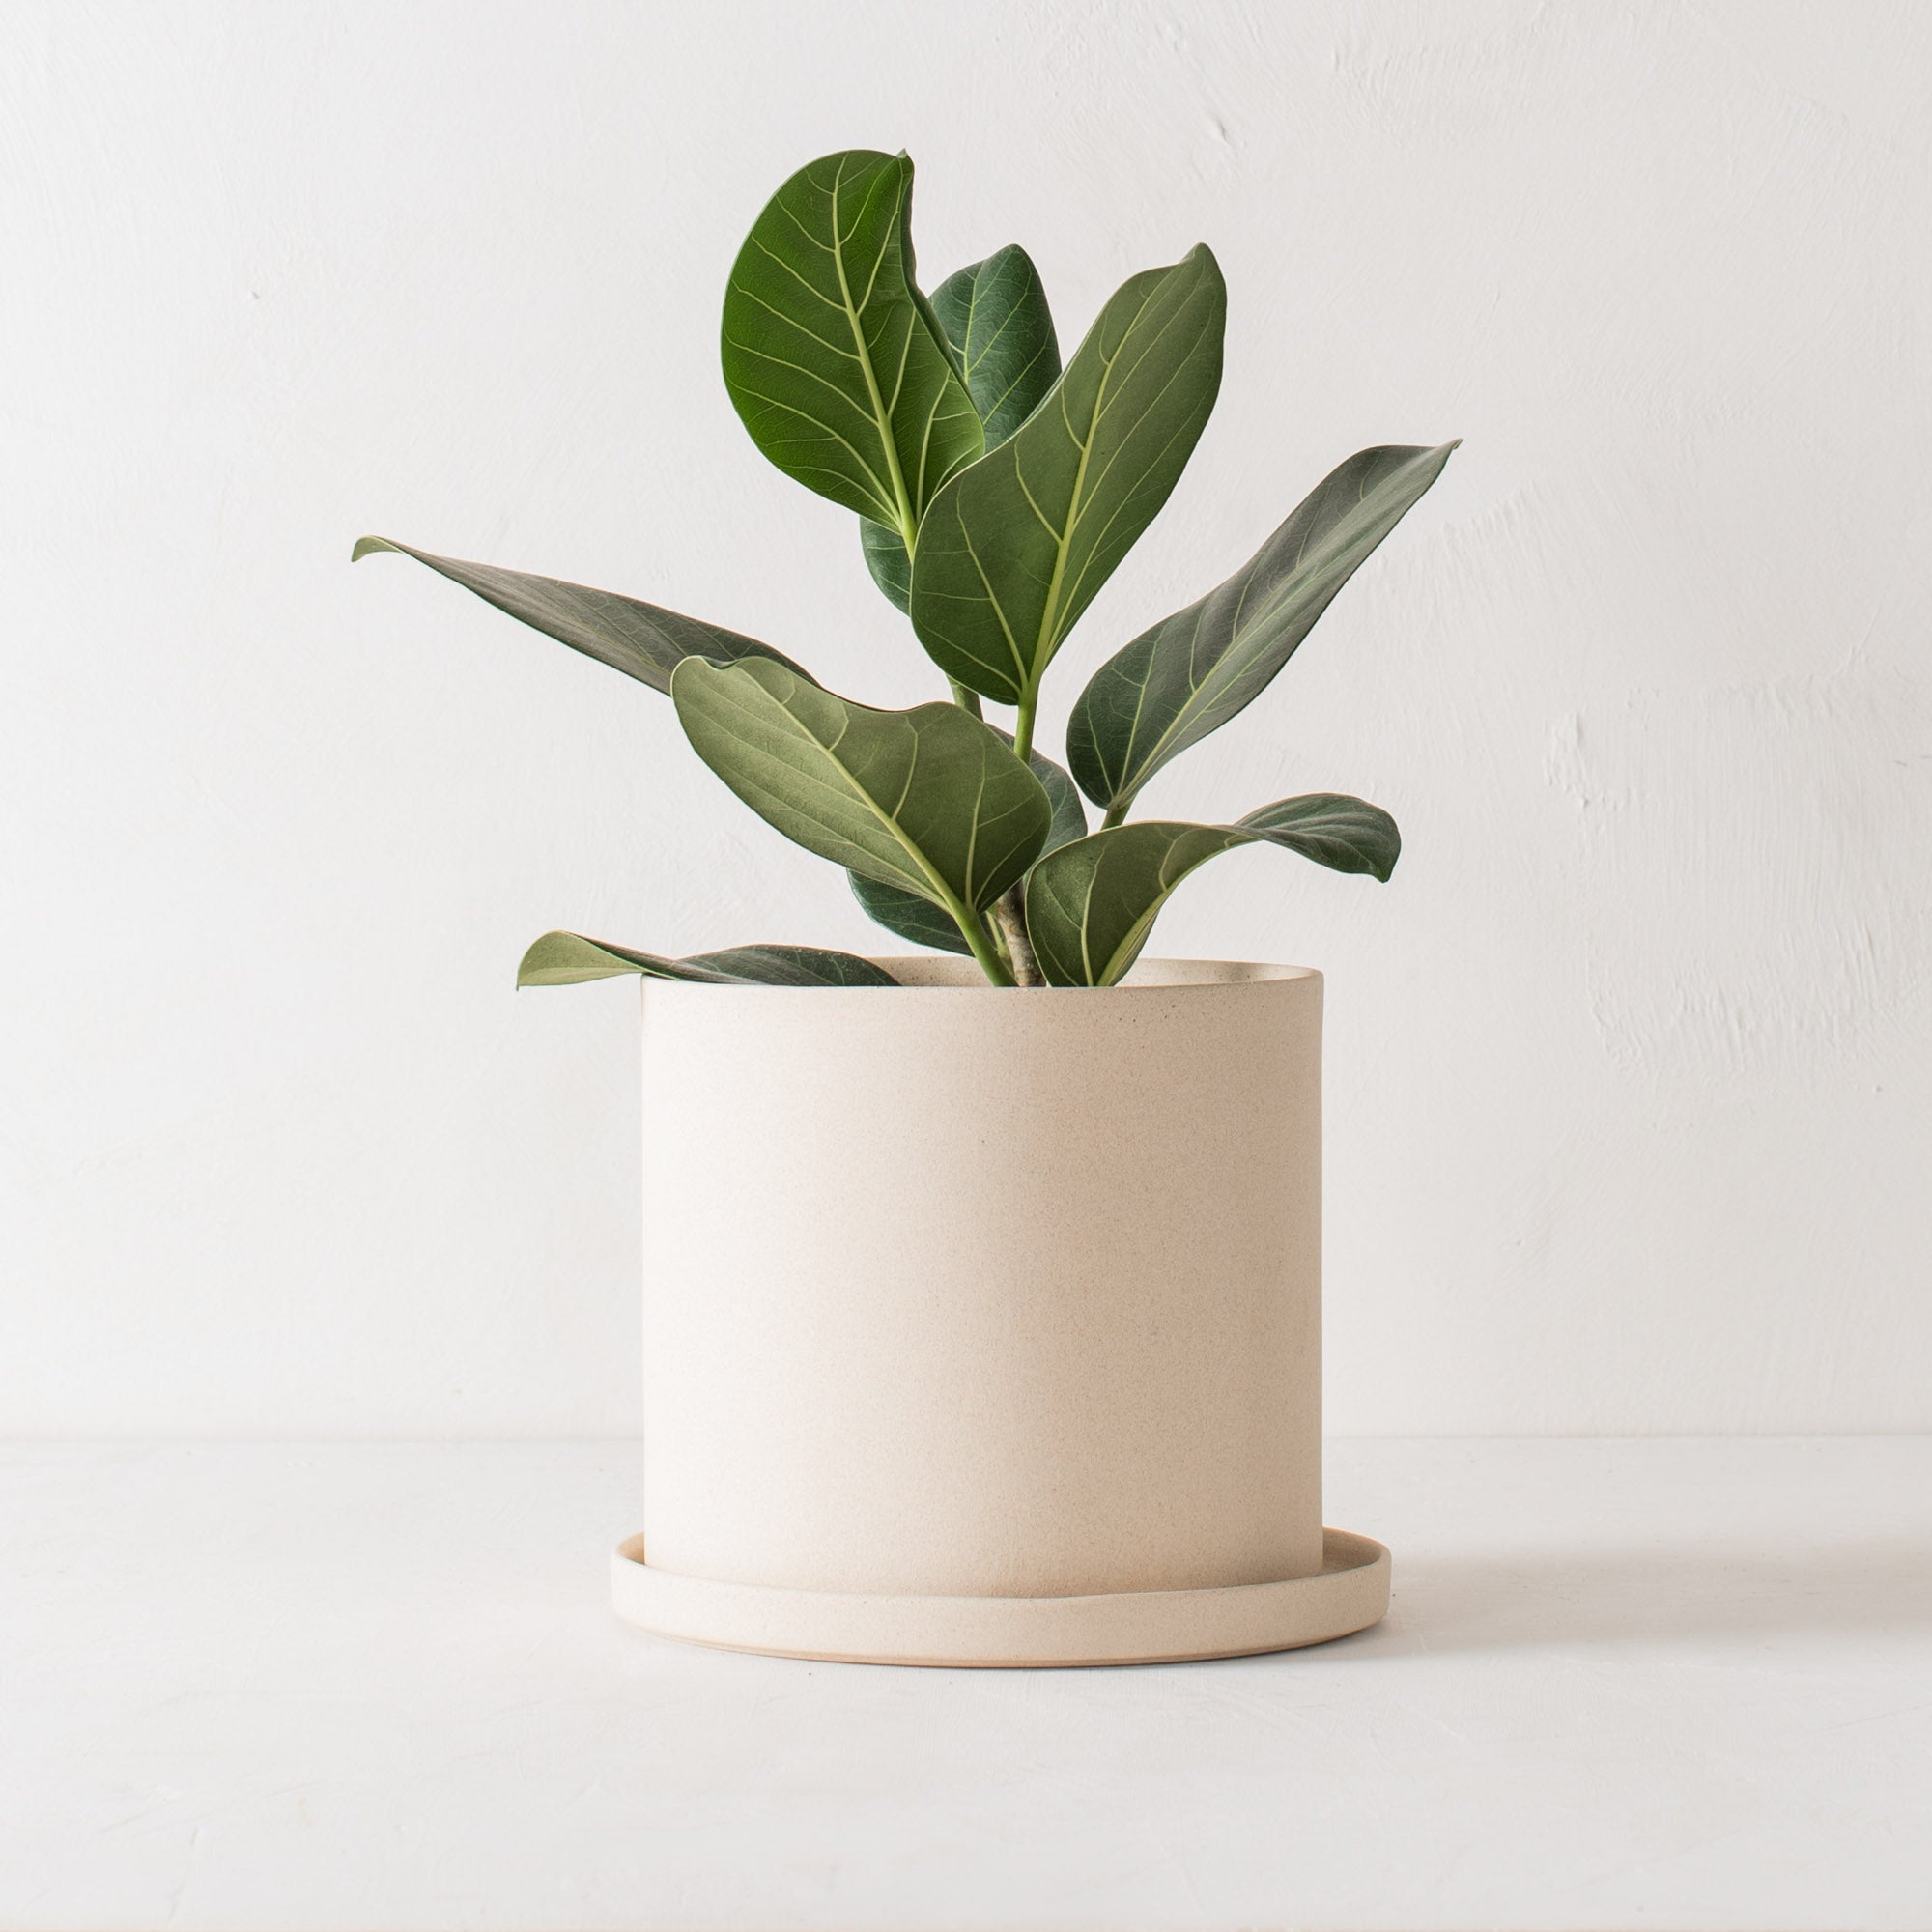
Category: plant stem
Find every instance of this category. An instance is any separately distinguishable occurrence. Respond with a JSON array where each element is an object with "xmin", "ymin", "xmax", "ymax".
[
  {"xmin": 958, "ymin": 906, "xmax": 1017, "ymax": 987},
  {"xmin": 1101, "ymin": 801, "xmax": 1127, "ymax": 830},
  {"xmin": 995, "ymin": 681, "xmax": 1045, "ymax": 983},
  {"xmin": 948, "ymin": 679, "xmax": 982, "ymax": 717},
  {"xmin": 1011, "ymin": 687, "xmax": 1037, "ymax": 764},
  {"xmin": 984, "ymin": 902, "xmax": 1013, "ymax": 974},
  {"xmin": 991, "ymin": 885, "xmax": 1045, "ymax": 986}
]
